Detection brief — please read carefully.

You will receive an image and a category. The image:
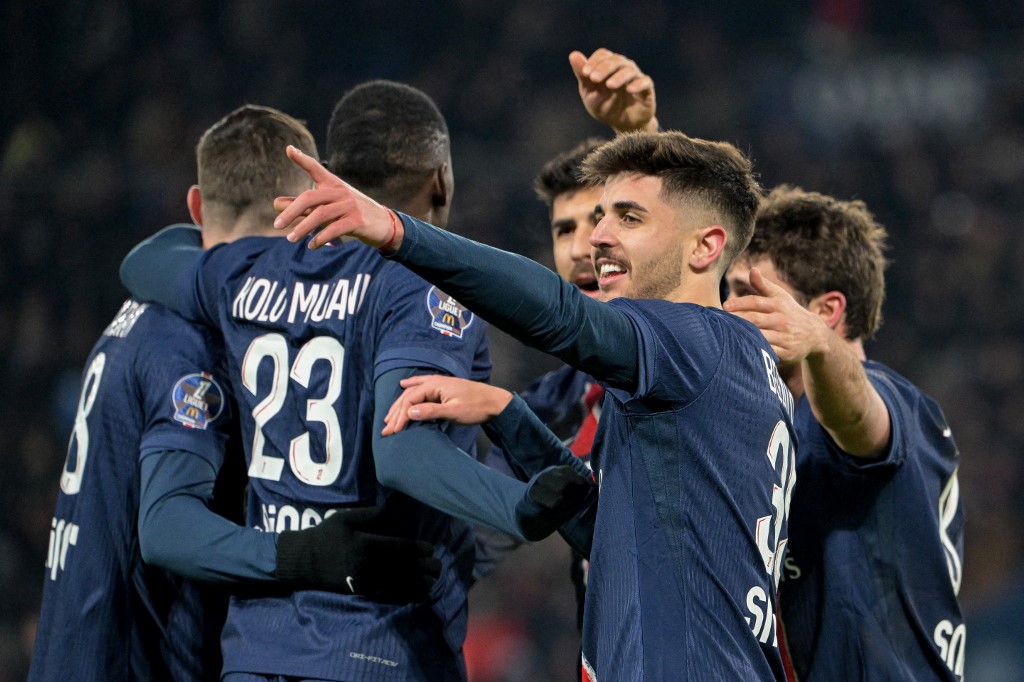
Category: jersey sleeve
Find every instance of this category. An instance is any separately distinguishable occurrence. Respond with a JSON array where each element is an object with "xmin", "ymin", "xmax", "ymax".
[
  {"xmin": 119, "ymin": 224, "xmax": 207, "ymax": 321},
  {"xmin": 604, "ymin": 298, "xmax": 723, "ymax": 406},
  {"xmin": 483, "ymin": 394, "xmax": 590, "ymax": 481},
  {"xmin": 370, "ymin": 264, "xmax": 490, "ymax": 381},
  {"xmin": 134, "ymin": 310, "xmax": 235, "ymax": 470},
  {"xmin": 818, "ymin": 365, "xmax": 910, "ymax": 473},
  {"xmin": 388, "ymin": 213, "xmax": 638, "ymax": 387}
]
